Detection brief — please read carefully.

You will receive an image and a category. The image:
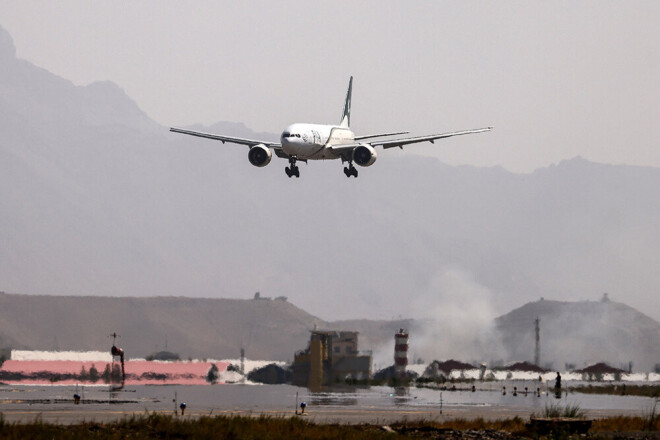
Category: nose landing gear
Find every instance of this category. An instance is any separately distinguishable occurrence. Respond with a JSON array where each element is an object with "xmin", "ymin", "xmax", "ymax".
[
  {"xmin": 343, "ymin": 163, "xmax": 358, "ymax": 178},
  {"xmin": 285, "ymin": 157, "xmax": 300, "ymax": 178}
]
